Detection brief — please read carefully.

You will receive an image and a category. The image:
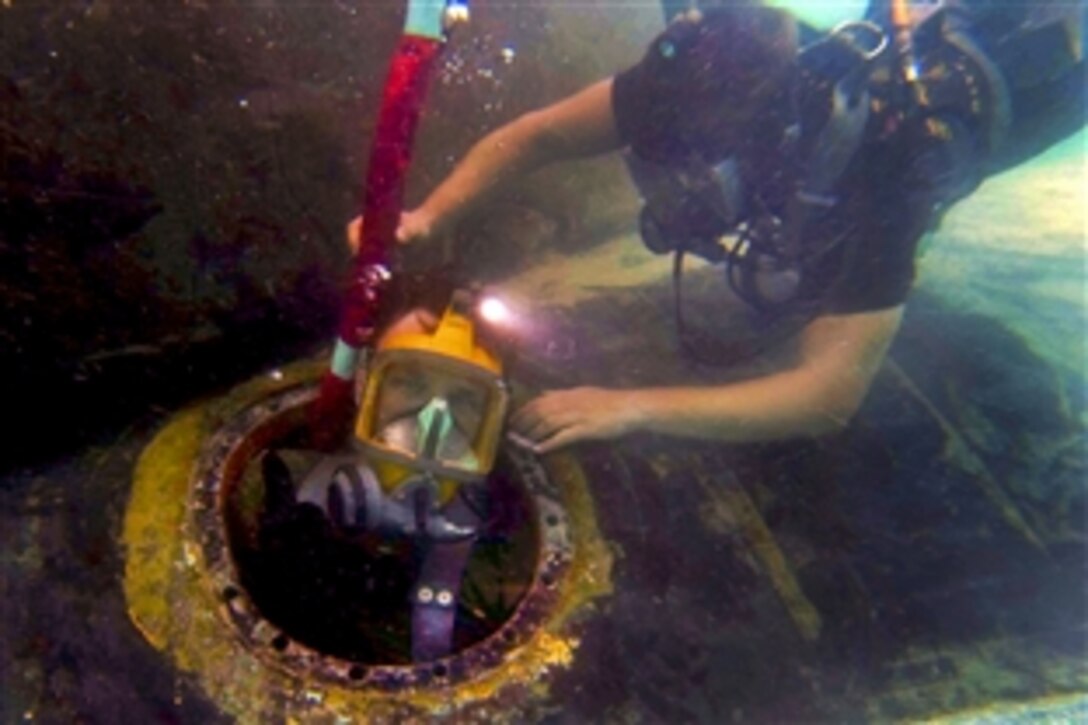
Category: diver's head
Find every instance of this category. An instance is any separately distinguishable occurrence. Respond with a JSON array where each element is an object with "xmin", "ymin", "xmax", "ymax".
[
  {"xmin": 631, "ymin": 5, "xmax": 799, "ymax": 160},
  {"xmin": 354, "ymin": 290, "xmax": 509, "ymax": 497}
]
